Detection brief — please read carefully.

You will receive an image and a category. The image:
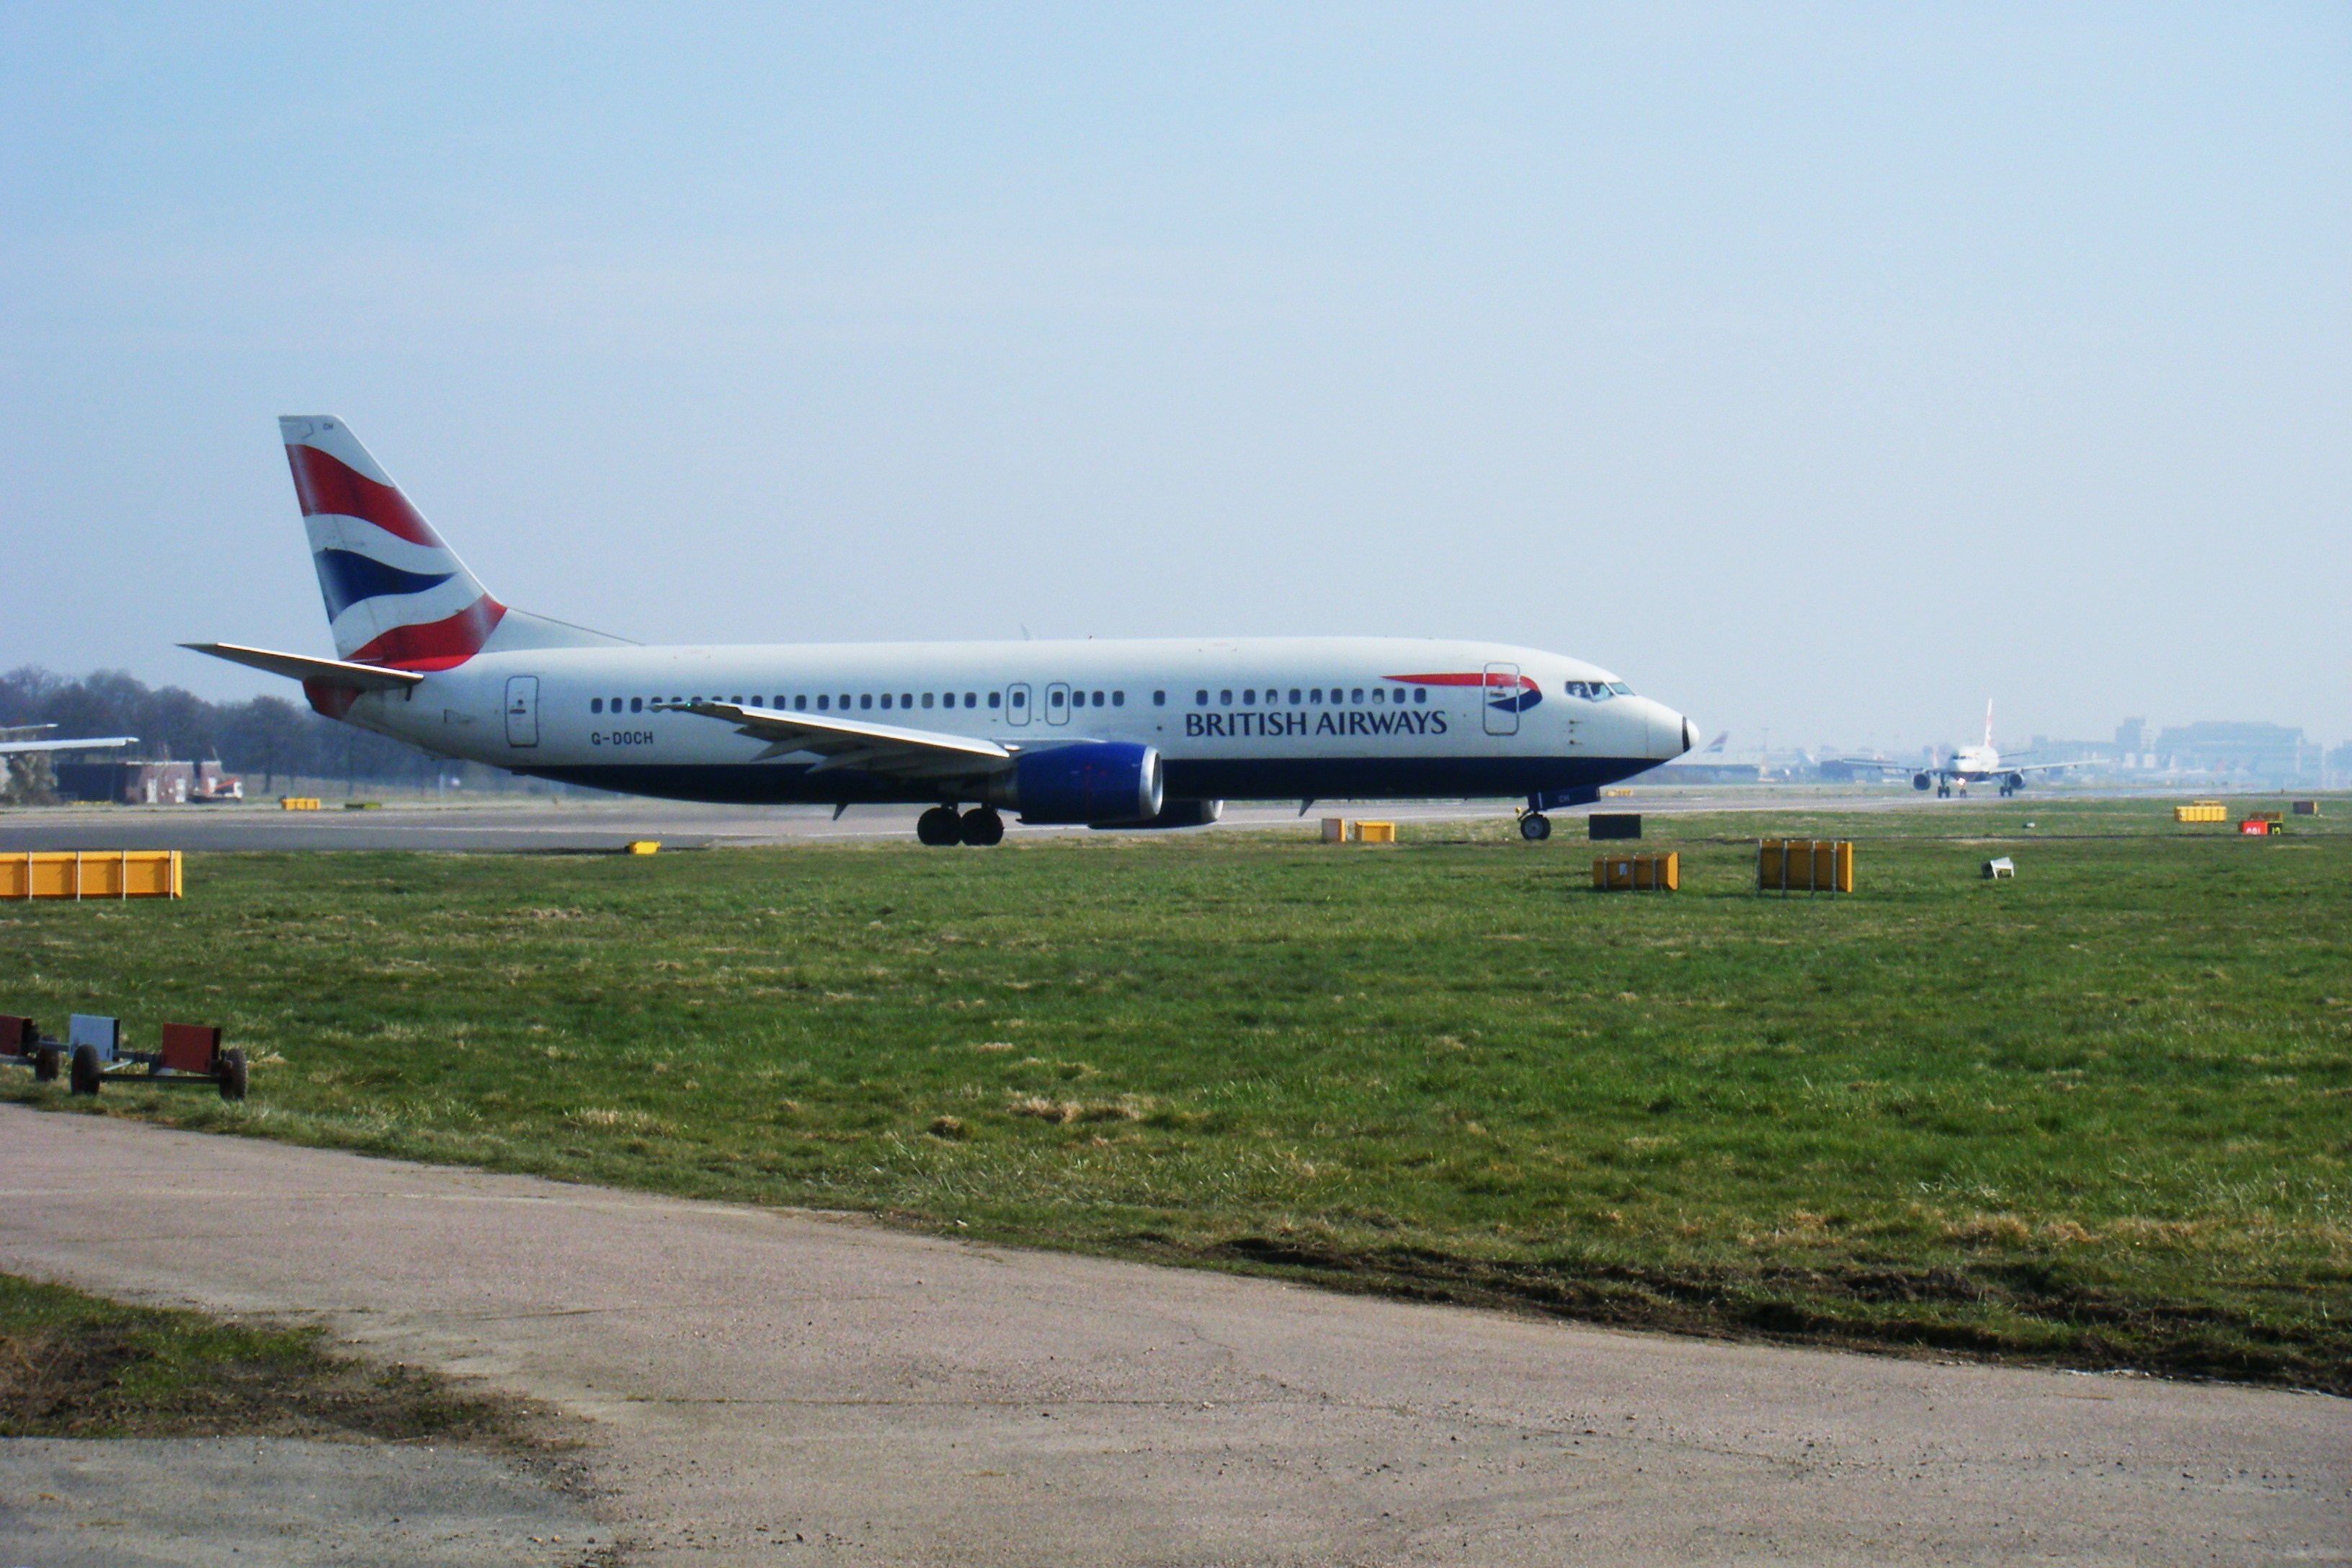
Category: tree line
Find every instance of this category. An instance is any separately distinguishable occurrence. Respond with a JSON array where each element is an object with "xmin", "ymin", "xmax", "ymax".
[{"xmin": 1, "ymin": 666, "xmax": 452, "ymax": 795}]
